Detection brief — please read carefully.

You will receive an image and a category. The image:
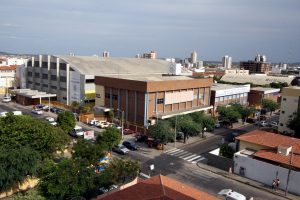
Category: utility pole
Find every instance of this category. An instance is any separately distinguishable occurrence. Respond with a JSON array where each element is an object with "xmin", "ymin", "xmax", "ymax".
[
  {"xmin": 174, "ymin": 115, "xmax": 177, "ymax": 147},
  {"xmin": 285, "ymin": 150, "xmax": 293, "ymax": 196}
]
